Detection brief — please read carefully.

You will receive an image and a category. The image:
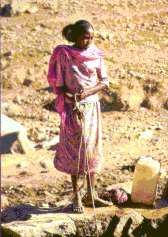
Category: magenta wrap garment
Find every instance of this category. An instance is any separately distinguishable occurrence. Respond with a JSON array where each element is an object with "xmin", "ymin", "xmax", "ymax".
[{"xmin": 47, "ymin": 44, "xmax": 109, "ymax": 175}]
